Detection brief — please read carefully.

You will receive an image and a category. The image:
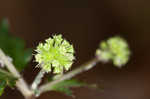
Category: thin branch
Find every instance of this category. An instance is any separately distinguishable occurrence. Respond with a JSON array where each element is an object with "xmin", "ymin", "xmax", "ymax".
[
  {"xmin": 38, "ymin": 57, "xmax": 99, "ymax": 95},
  {"xmin": 0, "ymin": 49, "xmax": 33, "ymax": 99},
  {"xmin": 31, "ymin": 69, "xmax": 45, "ymax": 90}
]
